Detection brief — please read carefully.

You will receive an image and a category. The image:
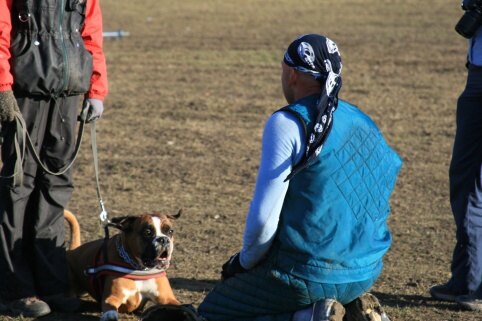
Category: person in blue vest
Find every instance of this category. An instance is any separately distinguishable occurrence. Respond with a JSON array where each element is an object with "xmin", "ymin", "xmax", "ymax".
[{"xmin": 197, "ymin": 34, "xmax": 402, "ymax": 321}]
